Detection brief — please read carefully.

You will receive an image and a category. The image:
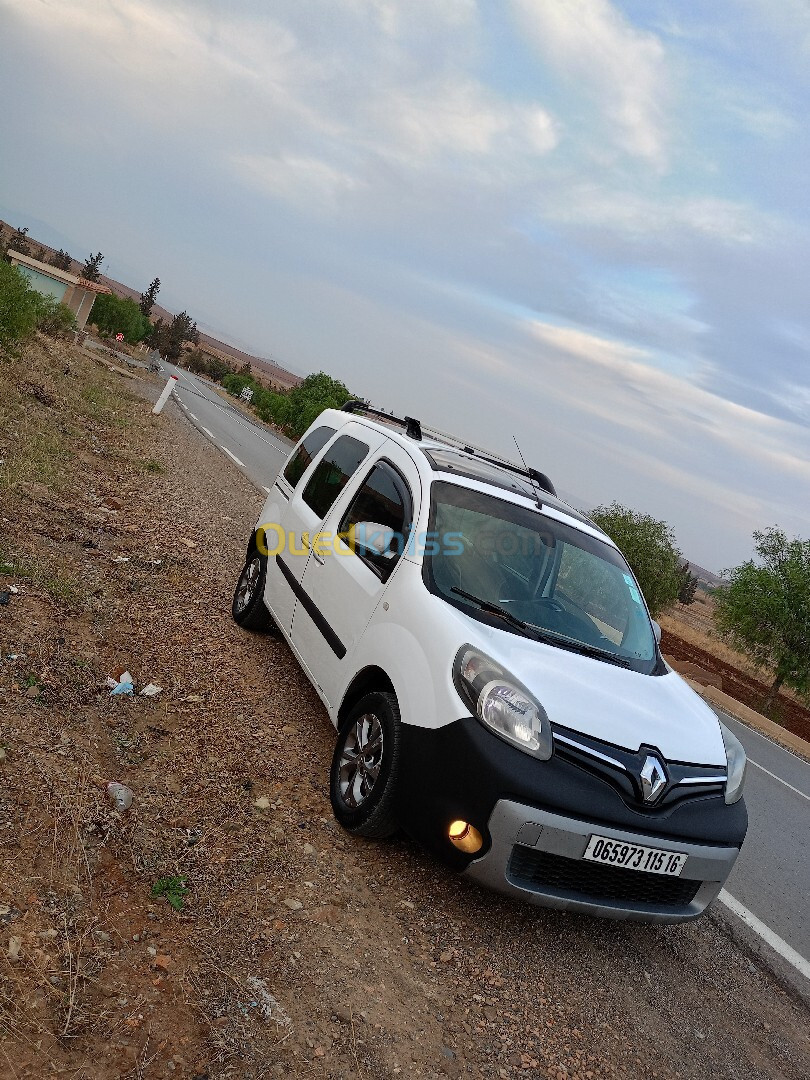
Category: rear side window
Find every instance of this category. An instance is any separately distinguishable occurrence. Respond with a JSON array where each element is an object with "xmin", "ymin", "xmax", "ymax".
[
  {"xmin": 338, "ymin": 461, "xmax": 412, "ymax": 580},
  {"xmin": 302, "ymin": 435, "xmax": 369, "ymax": 519},
  {"xmin": 283, "ymin": 426, "xmax": 336, "ymax": 488}
]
